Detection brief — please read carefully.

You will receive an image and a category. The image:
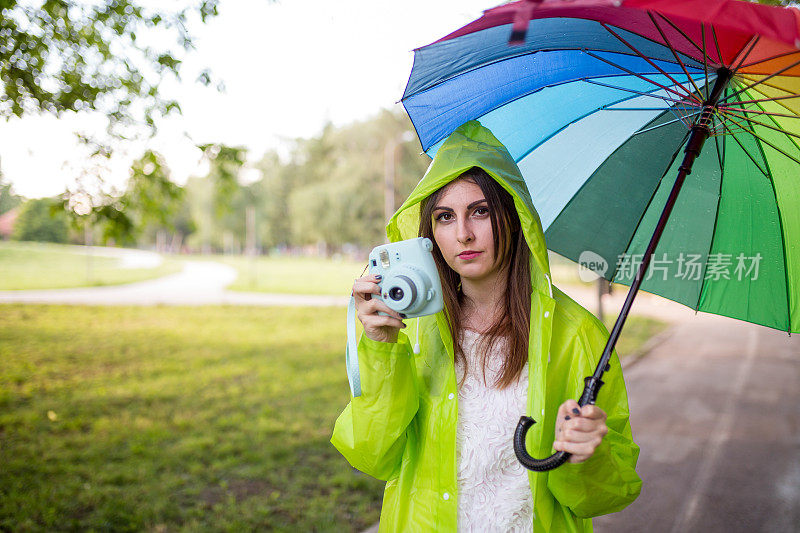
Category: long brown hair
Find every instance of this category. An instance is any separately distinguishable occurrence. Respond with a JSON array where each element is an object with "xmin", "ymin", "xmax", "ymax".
[{"xmin": 419, "ymin": 167, "xmax": 532, "ymax": 389}]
